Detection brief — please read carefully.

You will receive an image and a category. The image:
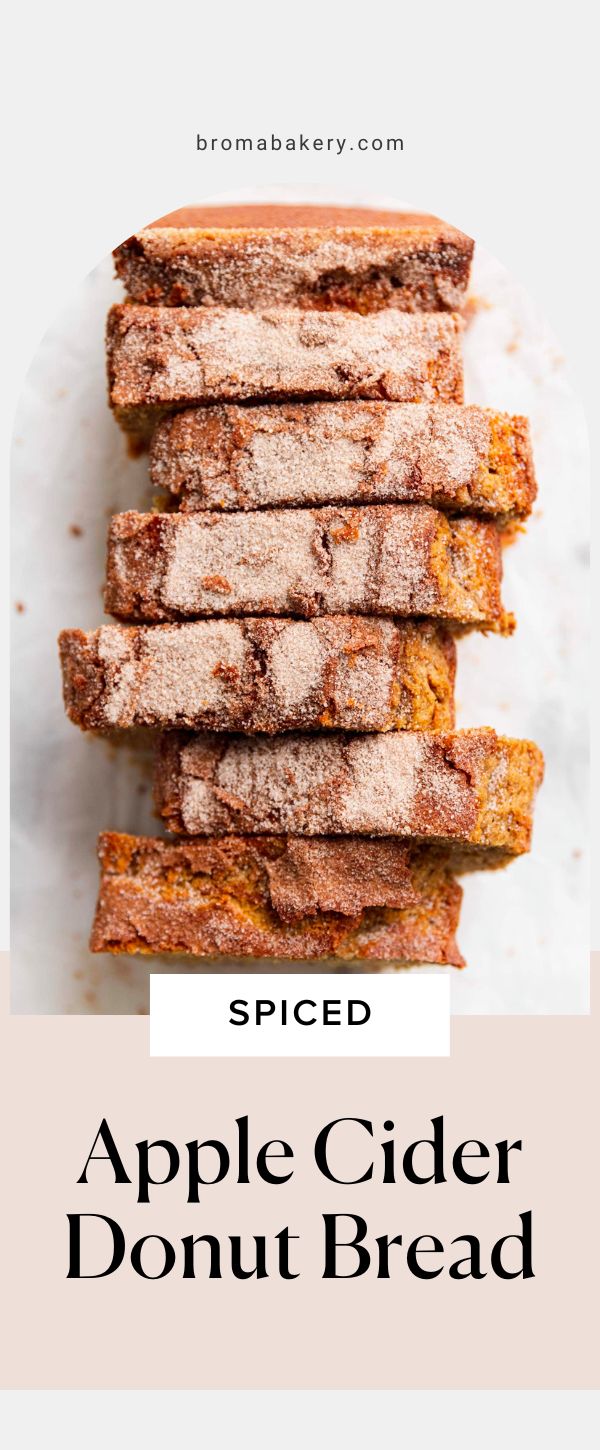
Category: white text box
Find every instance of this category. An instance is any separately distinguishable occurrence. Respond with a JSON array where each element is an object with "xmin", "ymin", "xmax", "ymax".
[{"xmin": 150, "ymin": 974, "xmax": 450, "ymax": 1058}]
